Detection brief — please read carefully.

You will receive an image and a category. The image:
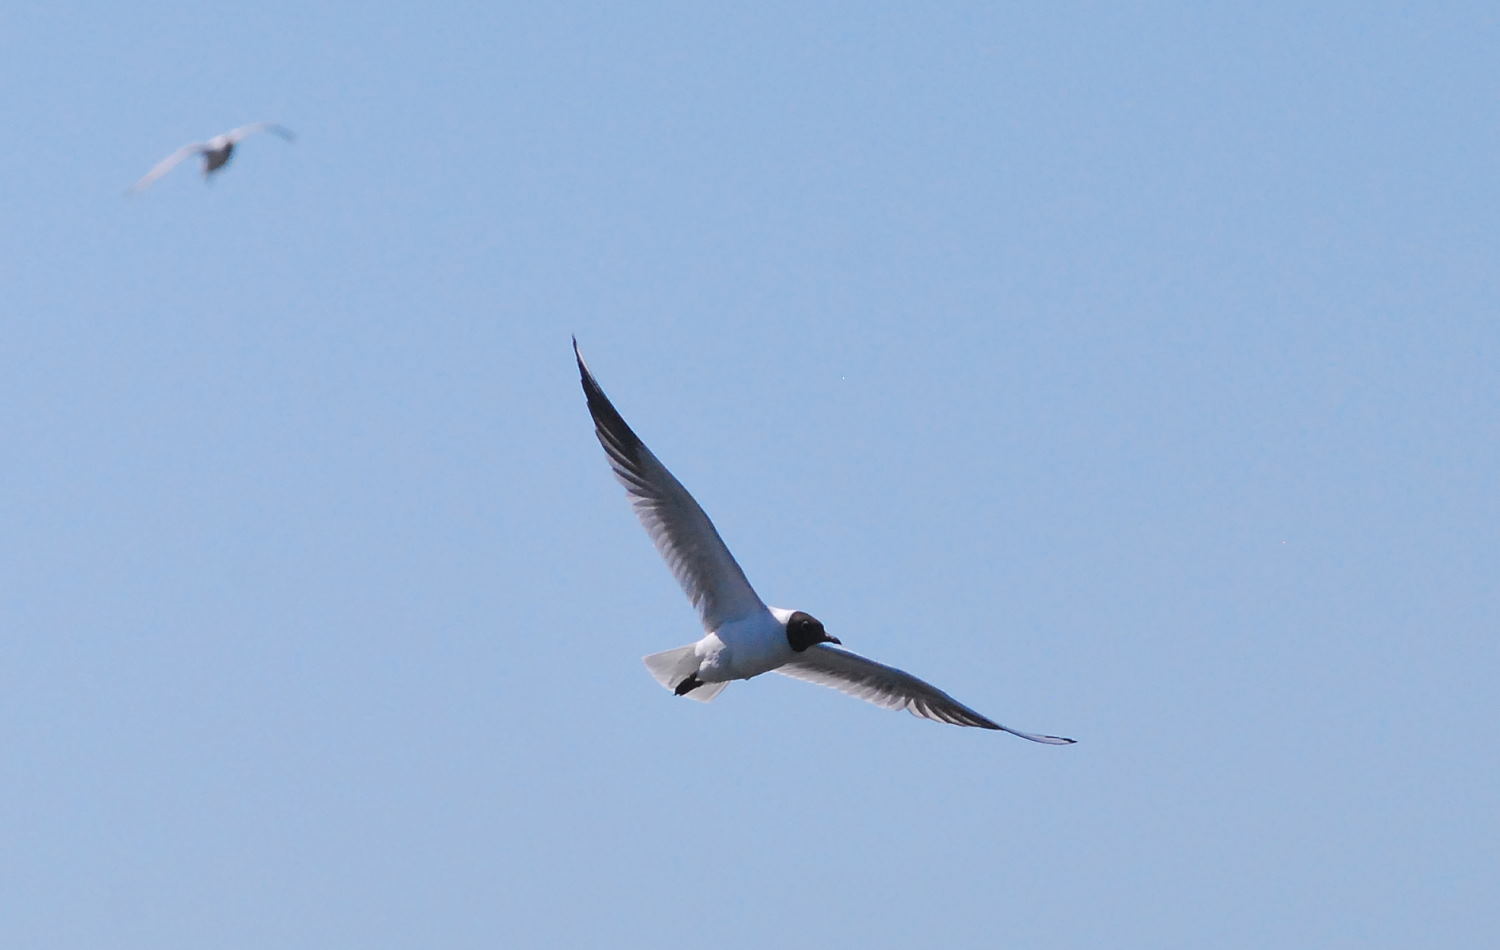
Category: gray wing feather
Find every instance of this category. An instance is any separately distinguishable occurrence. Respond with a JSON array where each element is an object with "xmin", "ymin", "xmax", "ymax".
[
  {"xmin": 777, "ymin": 645, "xmax": 1075, "ymax": 743},
  {"xmin": 225, "ymin": 121, "xmax": 296, "ymax": 144},
  {"xmin": 574, "ymin": 339, "xmax": 766, "ymax": 631},
  {"xmin": 128, "ymin": 144, "xmax": 204, "ymax": 192}
]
